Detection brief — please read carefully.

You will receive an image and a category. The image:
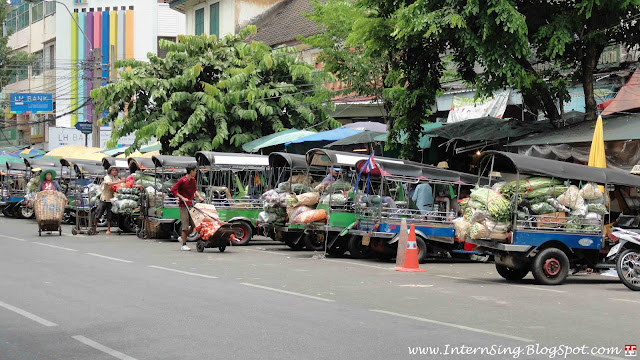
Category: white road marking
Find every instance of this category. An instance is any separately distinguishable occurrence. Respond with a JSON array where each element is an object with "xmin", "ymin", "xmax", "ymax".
[
  {"xmin": 33, "ymin": 242, "xmax": 78, "ymax": 252},
  {"xmin": 611, "ymin": 298, "xmax": 640, "ymax": 304},
  {"xmin": 0, "ymin": 234, "xmax": 27, "ymax": 242},
  {"xmin": 436, "ymin": 275, "xmax": 565, "ymax": 293},
  {"xmin": 148, "ymin": 265, "xmax": 218, "ymax": 279},
  {"xmin": 72, "ymin": 335, "xmax": 137, "ymax": 360},
  {"xmin": 243, "ymin": 248, "xmax": 292, "ymax": 256},
  {"xmin": 370, "ymin": 309, "xmax": 534, "ymax": 342},
  {"xmin": 241, "ymin": 283, "xmax": 335, "ymax": 302},
  {"xmin": 397, "ymin": 284, "xmax": 434, "ymax": 288},
  {"xmin": 323, "ymin": 258, "xmax": 395, "ymax": 271},
  {"xmin": 0, "ymin": 300, "xmax": 57, "ymax": 327},
  {"xmin": 87, "ymin": 253, "xmax": 133, "ymax": 263}
]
